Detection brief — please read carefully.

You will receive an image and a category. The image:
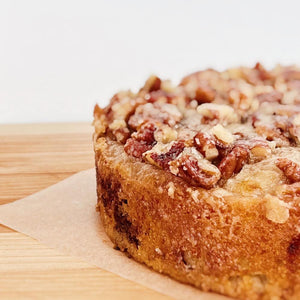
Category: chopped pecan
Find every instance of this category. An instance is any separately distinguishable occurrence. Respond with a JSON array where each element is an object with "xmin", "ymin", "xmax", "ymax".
[
  {"xmin": 281, "ymin": 67, "xmax": 300, "ymax": 81},
  {"xmin": 251, "ymin": 113, "xmax": 260, "ymax": 127},
  {"xmin": 254, "ymin": 62, "xmax": 273, "ymax": 81},
  {"xmin": 287, "ymin": 80, "xmax": 300, "ymax": 92},
  {"xmin": 146, "ymin": 90, "xmax": 173, "ymax": 103},
  {"xmin": 276, "ymin": 105, "xmax": 300, "ymax": 117},
  {"xmin": 256, "ymin": 91, "xmax": 282, "ymax": 103},
  {"xmin": 276, "ymin": 158, "xmax": 300, "ymax": 183},
  {"xmin": 154, "ymin": 125, "xmax": 178, "ymax": 143},
  {"xmin": 211, "ymin": 124, "xmax": 234, "ymax": 144},
  {"xmin": 274, "ymin": 115, "xmax": 290, "ymax": 132},
  {"xmin": 289, "ymin": 123, "xmax": 300, "ymax": 145},
  {"xmin": 112, "ymin": 127, "xmax": 130, "ymax": 144},
  {"xmin": 228, "ymin": 89, "xmax": 250, "ymax": 111},
  {"xmin": 133, "ymin": 122, "xmax": 156, "ymax": 143},
  {"xmin": 148, "ymin": 141, "xmax": 185, "ymax": 169},
  {"xmin": 254, "ymin": 124, "xmax": 290, "ymax": 147},
  {"xmin": 197, "ymin": 103, "xmax": 238, "ymax": 125},
  {"xmin": 104, "ymin": 91, "xmax": 140, "ymax": 123},
  {"xmin": 124, "ymin": 122, "xmax": 157, "ymax": 158},
  {"xmin": 194, "ymin": 132, "xmax": 218, "ymax": 160},
  {"xmin": 248, "ymin": 140, "xmax": 272, "ymax": 160},
  {"xmin": 245, "ymin": 62, "xmax": 273, "ymax": 84},
  {"xmin": 177, "ymin": 155, "xmax": 221, "ymax": 189},
  {"xmin": 194, "ymin": 82, "xmax": 216, "ymax": 103},
  {"xmin": 142, "ymin": 75, "xmax": 162, "ymax": 92},
  {"xmin": 124, "ymin": 138, "xmax": 153, "ymax": 158},
  {"xmin": 108, "ymin": 119, "xmax": 130, "ymax": 143},
  {"xmin": 234, "ymin": 138, "xmax": 272, "ymax": 161},
  {"xmin": 128, "ymin": 103, "xmax": 182, "ymax": 130},
  {"xmin": 218, "ymin": 145, "xmax": 250, "ymax": 179},
  {"xmin": 180, "ymin": 71, "xmax": 217, "ymax": 103}
]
